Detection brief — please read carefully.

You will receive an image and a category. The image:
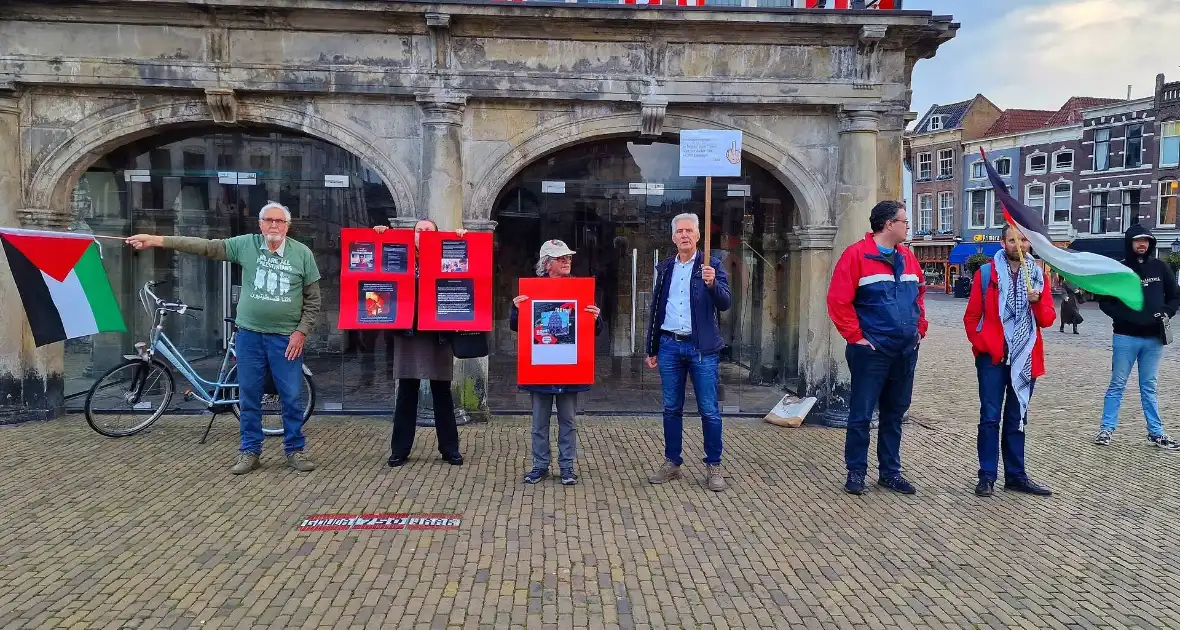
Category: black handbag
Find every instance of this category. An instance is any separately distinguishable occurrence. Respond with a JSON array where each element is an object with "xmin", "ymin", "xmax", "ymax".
[{"xmin": 451, "ymin": 331, "xmax": 489, "ymax": 359}]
